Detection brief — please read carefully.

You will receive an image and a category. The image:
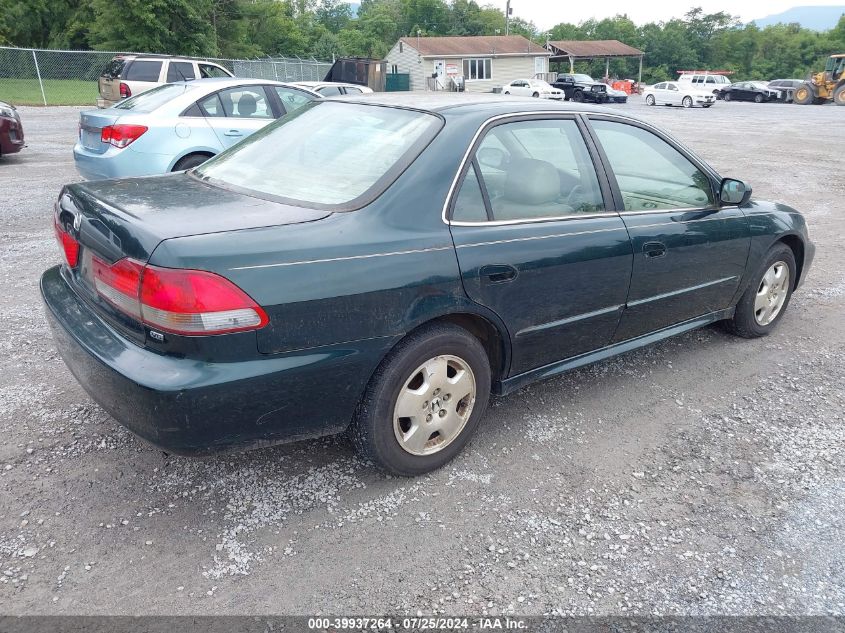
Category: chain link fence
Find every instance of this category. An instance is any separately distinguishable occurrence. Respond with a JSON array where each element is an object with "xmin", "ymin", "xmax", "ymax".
[{"xmin": 0, "ymin": 47, "xmax": 333, "ymax": 106}]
